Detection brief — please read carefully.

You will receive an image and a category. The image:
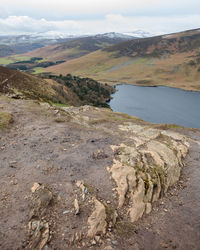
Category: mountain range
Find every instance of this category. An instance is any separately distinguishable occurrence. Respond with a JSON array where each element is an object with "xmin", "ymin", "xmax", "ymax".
[
  {"xmin": 43, "ymin": 28, "xmax": 200, "ymax": 91},
  {"xmin": 0, "ymin": 30, "xmax": 152, "ymax": 58},
  {"xmin": 0, "ymin": 28, "xmax": 199, "ymax": 91}
]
